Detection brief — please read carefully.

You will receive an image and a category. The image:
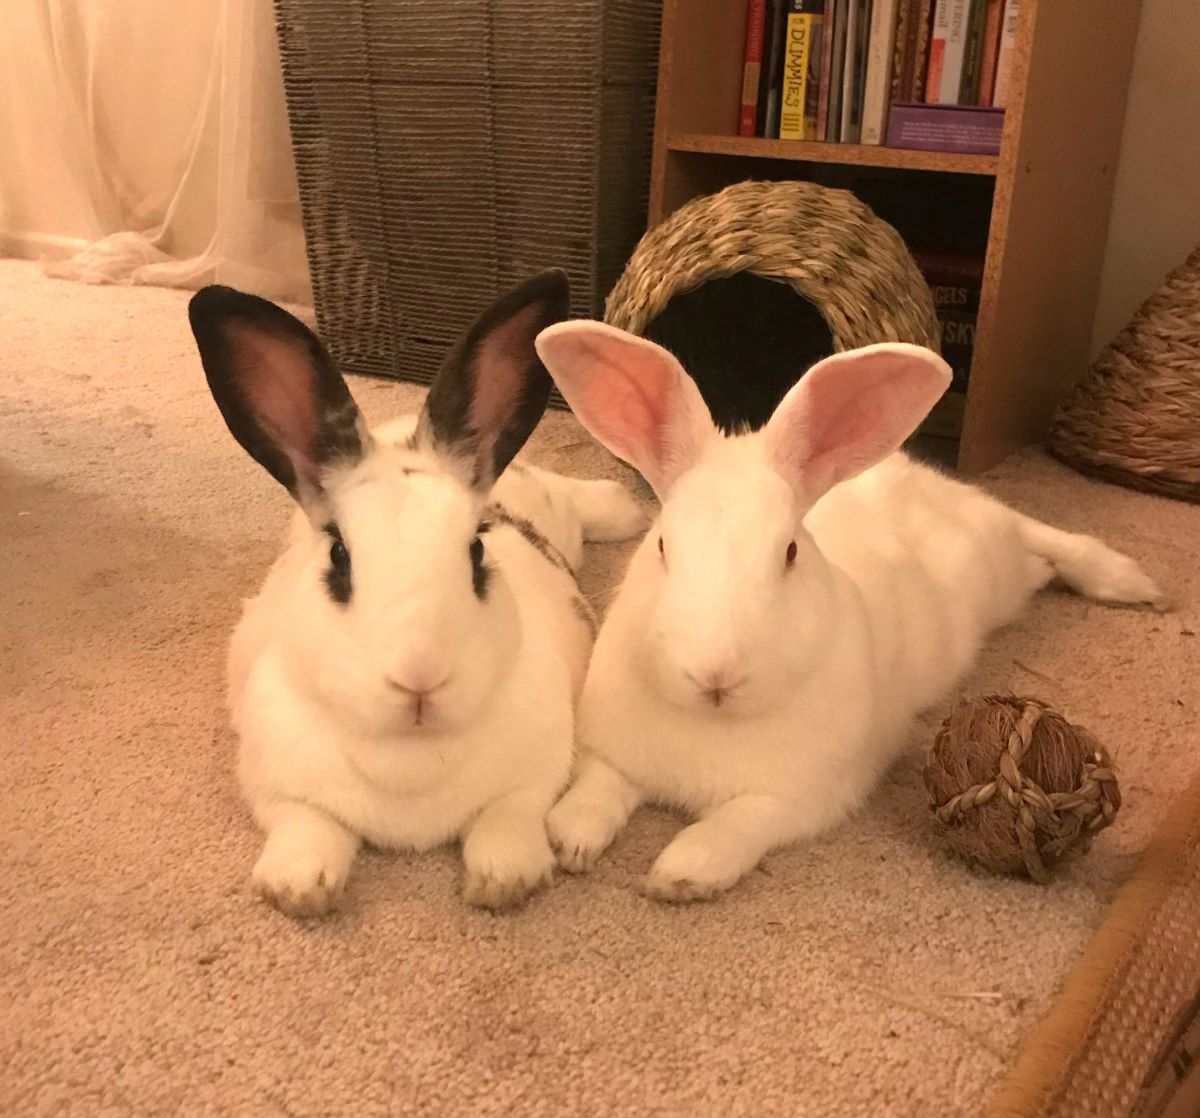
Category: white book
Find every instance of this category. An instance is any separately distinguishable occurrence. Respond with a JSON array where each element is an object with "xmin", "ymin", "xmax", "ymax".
[
  {"xmin": 860, "ymin": 0, "xmax": 900, "ymax": 144},
  {"xmin": 991, "ymin": 0, "xmax": 1021, "ymax": 107},
  {"xmin": 928, "ymin": 0, "xmax": 971, "ymax": 104}
]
